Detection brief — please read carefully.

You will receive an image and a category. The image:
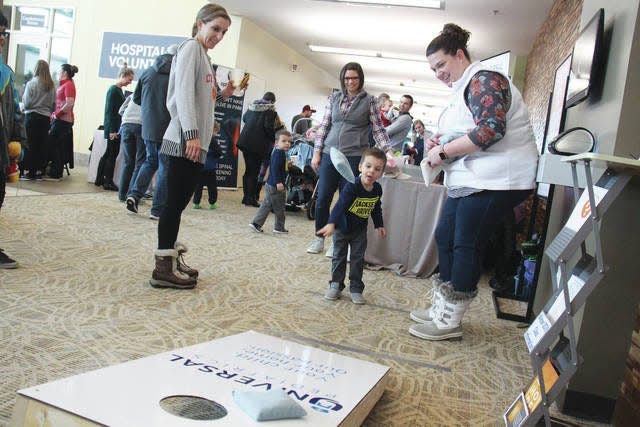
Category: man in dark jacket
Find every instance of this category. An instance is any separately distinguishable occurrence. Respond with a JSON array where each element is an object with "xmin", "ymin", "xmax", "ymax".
[
  {"xmin": 0, "ymin": 11, "xmax": 25, "ymax": 268},
  {"xmin": 125, "ymin": 50, "xmax": 174, "ymax": 216},
  {"xmin": 237, "ymin": 91, "xmax": 281, "ymax": 207}
]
